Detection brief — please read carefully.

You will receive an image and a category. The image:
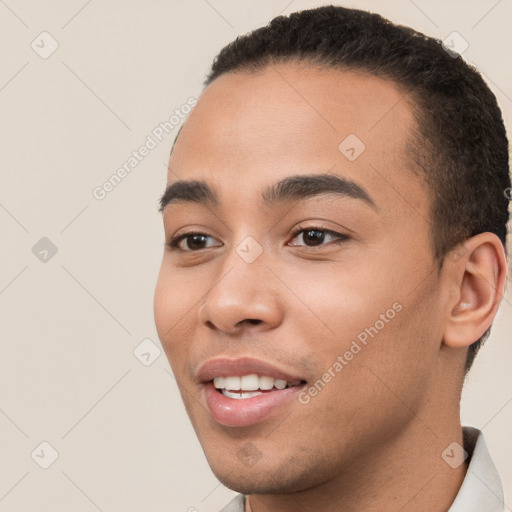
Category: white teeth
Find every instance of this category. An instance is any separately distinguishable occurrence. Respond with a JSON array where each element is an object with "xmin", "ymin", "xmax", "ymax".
[
  {"xmin": 223, "ymin": 390, "xmax": 263, "ymax": 399},
  {"xmin": 259, "ymin": 375, "xmax": 274, "ymax": 390},
  {"xmin": 213, "ymin": 377, "xmax": 225, "ymax": 389},
  {"xmin": 240, "ymin": 374, "xmax": 259, "ymax": 391},
  {"xmin": 223, "ymin": 376, "xmax": 241, "ymax": 390},
  {"xmin": 213, "ymin": 374, "xmax": 302, "ymax": 393},
  {"xmin": 274, "ymin": 379, "xmax": 287, "ymax": 390}
]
